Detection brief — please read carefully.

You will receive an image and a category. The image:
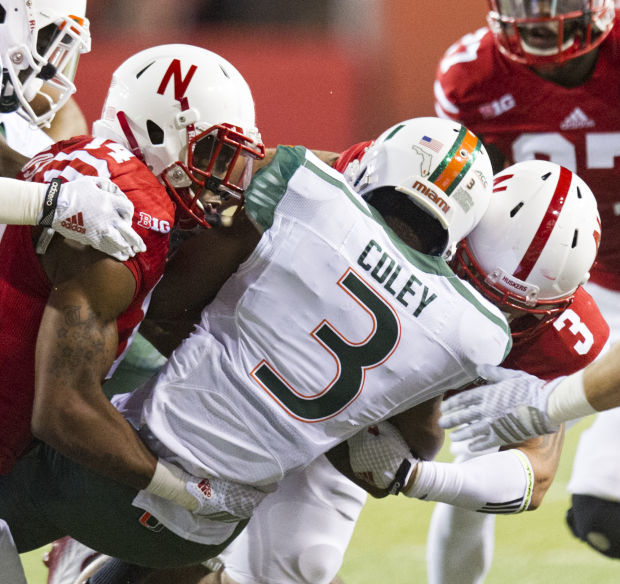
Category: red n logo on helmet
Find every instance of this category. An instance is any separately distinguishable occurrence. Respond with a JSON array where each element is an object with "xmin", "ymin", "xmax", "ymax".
[{"xmin": 157, "ymin": 59, "xmax": 198, "ymax": 101}]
